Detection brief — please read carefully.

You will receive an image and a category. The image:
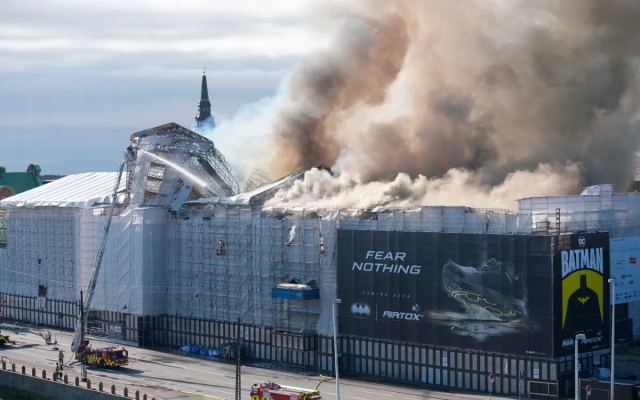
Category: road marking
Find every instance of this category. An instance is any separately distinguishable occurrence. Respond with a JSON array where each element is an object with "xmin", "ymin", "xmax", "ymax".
[
  {"xmin": 354, "ymin": 397, "xmax": 369, "ymax": 400},
  {"xmin": 363, "ymin": 390, "xmax": 391, "ymax": 396},
  {"xmin": 180, "ymin": 390, "xmax": 227, "ymax": 399}
]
